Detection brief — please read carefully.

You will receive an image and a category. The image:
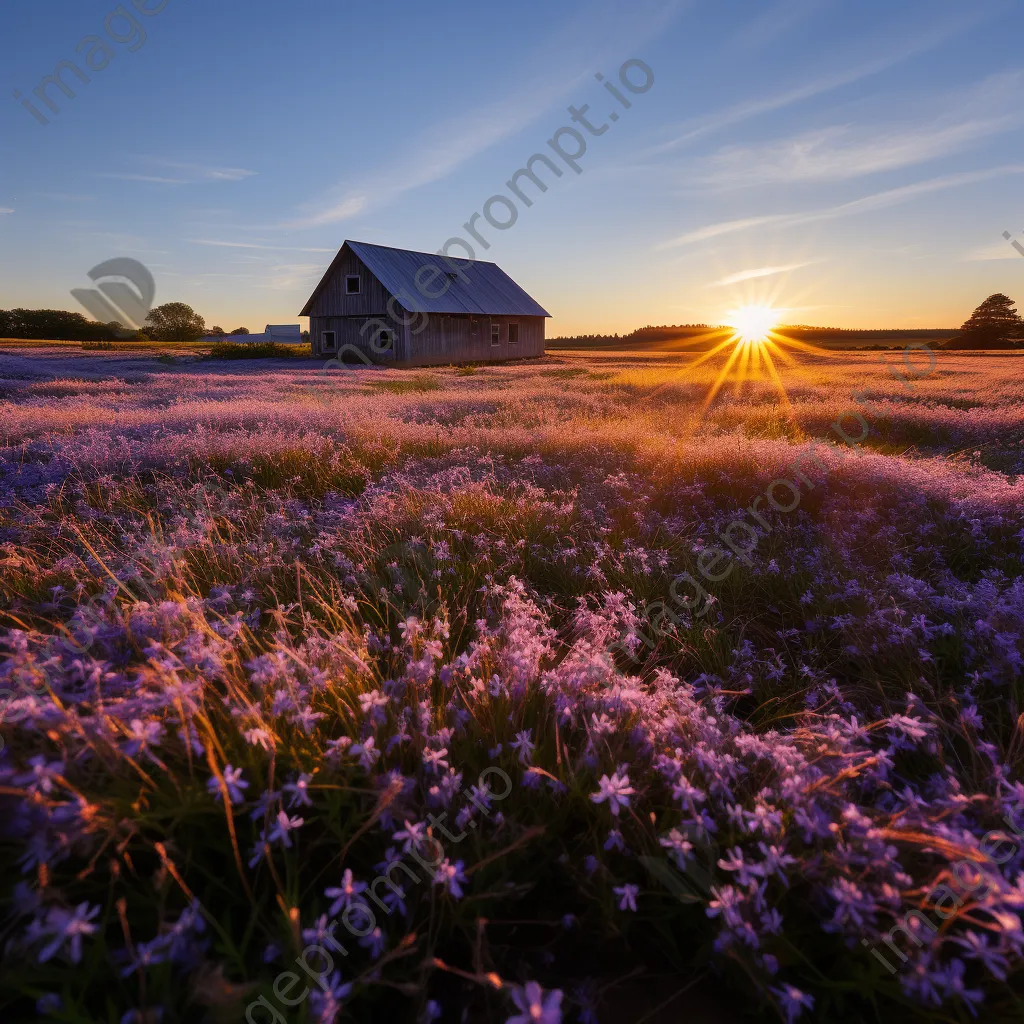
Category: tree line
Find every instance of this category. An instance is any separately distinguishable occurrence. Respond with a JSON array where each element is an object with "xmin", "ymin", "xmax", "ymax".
[{"xmin": 0, "ymin": 303, "xmax": 250, "ymax": 343}]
